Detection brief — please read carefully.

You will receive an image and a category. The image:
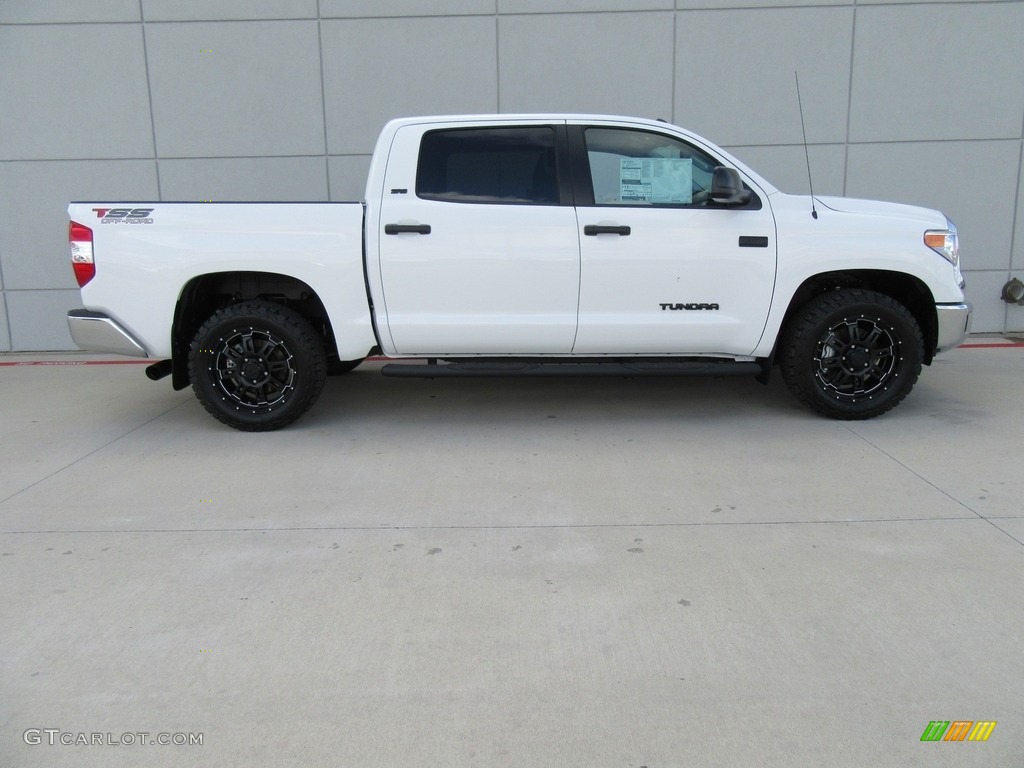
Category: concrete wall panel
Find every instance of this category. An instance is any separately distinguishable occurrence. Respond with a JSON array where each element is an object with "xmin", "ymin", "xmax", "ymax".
[
  {"xmin": 726, "ymin": 144, "xmax": 848, "ymax": 199},
  {"xmin": 674, "ymin": 7, "xmax": 853, "ymax": 146},
  {"xmin": 158, "ymin": 157, "xmax": 329, "ymax": 202},
  {"xmin": 322, "ymin": 0, "xmax": 496, "ymax": 16},
  {"xmin": 964, "ymin": 271, "xmax": 1011, "ymax": 334},
  {"xmin": 0, "ymin": 25, "xmax": 153, "ymax": 161},
  {"xmin": 328, "ymin": 156, "xmax": 373, "ymax": 202},
  {"xmin": 7, "ymin": 289, "xmax": 80, "ymax": 351},
  {"xmin": 322, "ymin": 16, "xmax": 498, "ymax": 155},
  {"xmin": 0, "ymin": 0, "xmax": 140, "ymax": 24},
  {"xmin": 1014, "ymin": 157, "xmax": 1024, "ymax": 272},
  {"xmin": 142, "ymin": 0, "xmax": 317, "ymax": 22},
  {"xmin": 676, "ymin": 0, "xmax": 847, "ymax": 6},
  {"xmin": 145, "ymin": 21, "xmax": 325, "ymax": 158},
  {"xmin": 499, "ymin": 12, "xmax": 673, "ymax": 116},
  {"xmin": 500, "ymin": 0, "xmax": 671, "ymax": 12},
  {"xmin": 0, "ymin": 294, "xmax": 9, "ymax": 352},
  {"xmin": 850, "ymin": 4, "xmax": 1024, "ymax": 142}
]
